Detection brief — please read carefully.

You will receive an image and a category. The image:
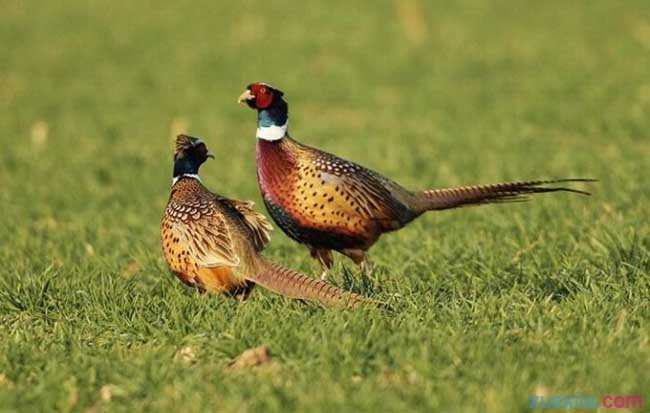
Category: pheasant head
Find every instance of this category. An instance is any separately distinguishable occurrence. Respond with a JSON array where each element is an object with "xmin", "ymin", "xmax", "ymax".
[
  {"xmin": 173, "ymin": 134, "xmax": 214, "ymax": 180},
  {"xmin": 238, "ymin": 82, "xmax": 288, "ymax": 141},
  {"xmin": 238, "ymin": 82, "xmax": 285, "ymax": 110}
]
